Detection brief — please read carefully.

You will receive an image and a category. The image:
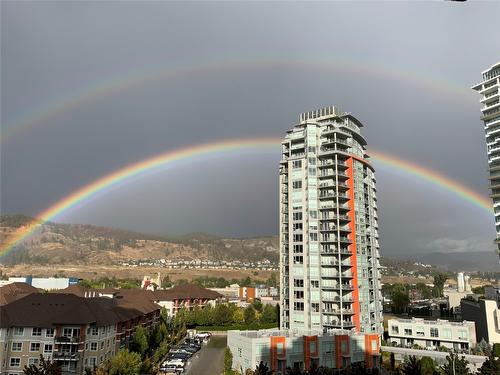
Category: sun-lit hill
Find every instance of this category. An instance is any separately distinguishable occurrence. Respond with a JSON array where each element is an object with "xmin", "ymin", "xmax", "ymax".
[{"xmin": 0, "ymin": 215, "xmax": 278, "ymax": 266}]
